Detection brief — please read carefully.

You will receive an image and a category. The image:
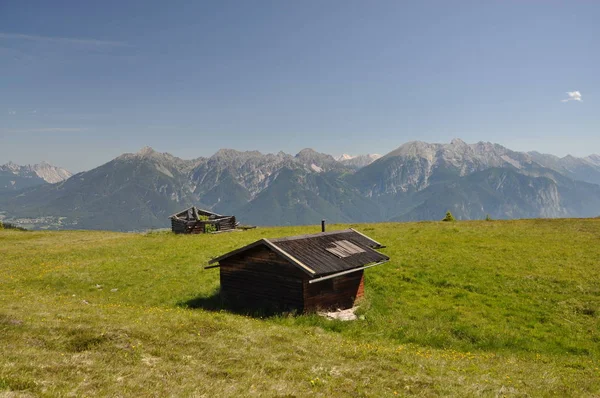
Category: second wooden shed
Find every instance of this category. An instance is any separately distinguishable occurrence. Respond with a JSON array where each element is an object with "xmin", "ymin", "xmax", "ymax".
[{"xmin": 170, "ymin": 206, "xmax": 237, "ymax": 234}]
